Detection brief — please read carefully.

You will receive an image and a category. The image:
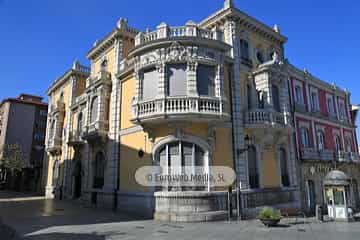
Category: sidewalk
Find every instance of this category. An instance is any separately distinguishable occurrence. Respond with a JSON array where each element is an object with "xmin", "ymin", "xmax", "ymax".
[{"xmin": 1, "ymin": 191, "xmax": 360, "ymax": 240}]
